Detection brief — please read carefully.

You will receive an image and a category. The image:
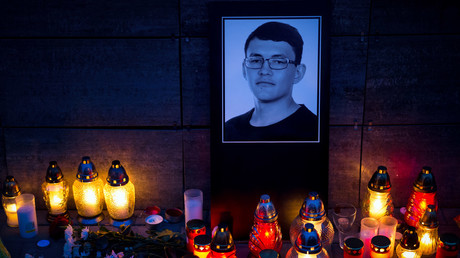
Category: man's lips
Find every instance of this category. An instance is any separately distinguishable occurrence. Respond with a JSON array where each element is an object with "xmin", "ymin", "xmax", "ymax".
[{"xmin": 256, "ymin": 81, "xmax": 275, "ymax": 86}]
